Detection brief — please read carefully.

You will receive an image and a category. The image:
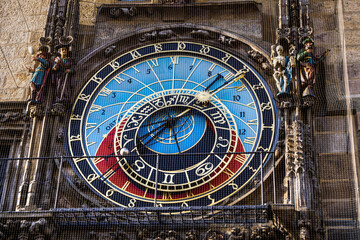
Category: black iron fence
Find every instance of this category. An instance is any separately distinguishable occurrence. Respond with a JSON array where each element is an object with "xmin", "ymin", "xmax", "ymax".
[{"xmin": 0, "ymin": 151, "xmax": 287, "ymax": 226}]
